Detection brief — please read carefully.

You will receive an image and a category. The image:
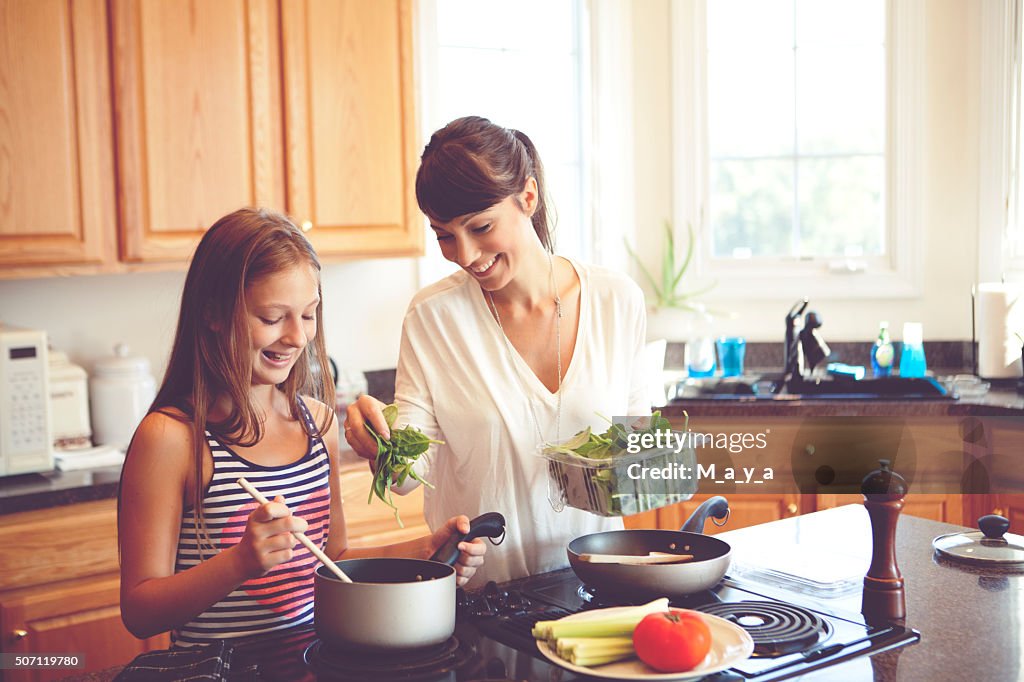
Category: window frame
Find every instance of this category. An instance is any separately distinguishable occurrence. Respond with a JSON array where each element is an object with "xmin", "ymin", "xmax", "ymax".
[
  {"xmin": 979, "ymin": 0, "xmax": 1023, "ymax": 282},
  {"xmin": 670, "ymin": 0, "xmax": 926, "ymax": 301}
]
